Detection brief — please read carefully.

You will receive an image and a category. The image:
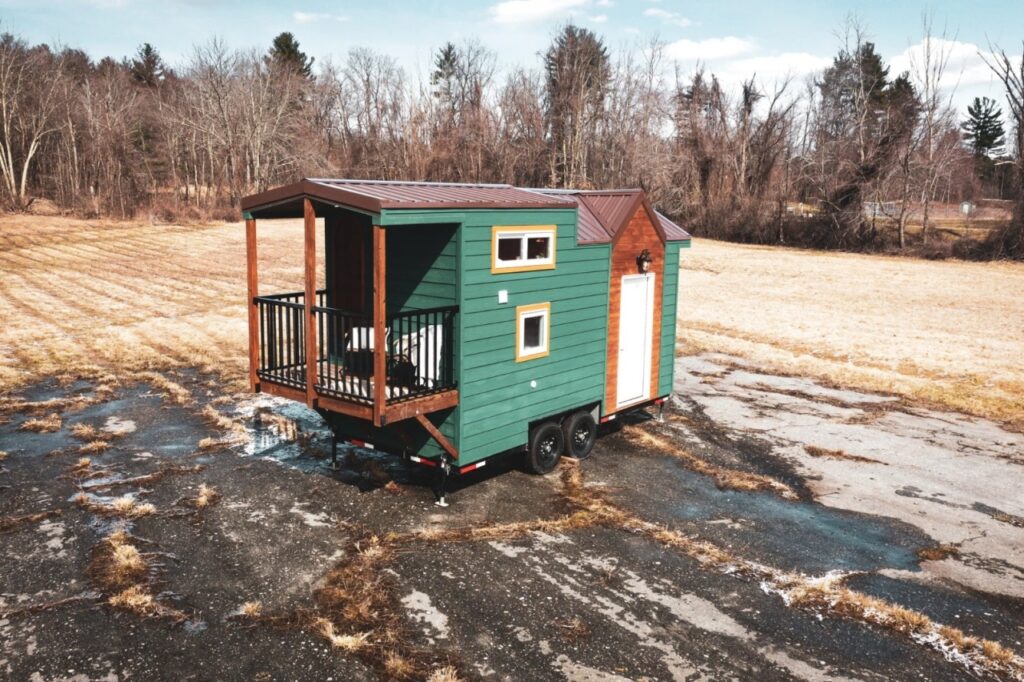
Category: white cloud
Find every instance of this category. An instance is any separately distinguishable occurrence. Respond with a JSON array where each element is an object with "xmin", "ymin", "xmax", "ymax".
[
  {"xmin": 293, "ymin": 11, "xmax": 349, "ymax": 24},
  {"xmin": 643, "ymin": 7, "xmax": 692, "ymax": 28},
  {"xmin": 489, "ymin": 0, "xmax": 588, "ymax": 24},
  {"xmin": 596, "ymin": 0, "xmax": 613, "ymax": 5},
  {"xmin": 889, "ymin": 38, "xmax": 1013, "ymax": 92},
  {"xmin": 589, "ymin": 14, "xmax": 608, "ymax": 23},
  {"xmin": 715, "ymin": 52, "xmax": 833, "ymax": 88},
  {"xmin": 665, "ymin": 36, "xmax": 756, "ymax": 61}
]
